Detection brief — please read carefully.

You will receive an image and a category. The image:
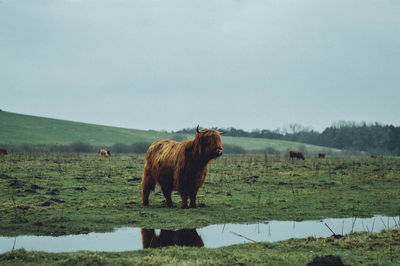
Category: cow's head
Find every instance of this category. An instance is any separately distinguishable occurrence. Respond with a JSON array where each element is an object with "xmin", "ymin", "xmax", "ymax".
[{"xmin": 194, "ymin": 125, "xmax": 223, "ymax": 159}]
